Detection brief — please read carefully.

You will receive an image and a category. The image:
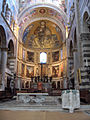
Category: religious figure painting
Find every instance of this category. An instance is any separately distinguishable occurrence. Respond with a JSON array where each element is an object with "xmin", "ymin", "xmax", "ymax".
[
  {"xmin": 27, "ymin": 51, "xmax": 34, "ymax": 62},
  {"xmin": 32, "ymin": 21, "xmax": 53, "ymax": 48},
  {"xmin": 56, "ymin": 26, "xmax": 63, "ymax": 41},
  {"xmin": 52, "ymin": 66, "xmax": 59, "ymax": 77},
  {"xmin": 22, "ymin": 24, "xmax": 34, "ymax": 43},
  {"xmin": 23, "ymin": 20, "xmax": 60, "ymax": 49},
  {"xmin": 26, "ymin": 66, "xmax": 34, "ymax": 77},
  {"xmin": 52, "ymin": 51, "xmax": 59, "ymax": 62},
  {"xmin": 39, "ymin": 8, "xmax": 46, "ymax": 14}
]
